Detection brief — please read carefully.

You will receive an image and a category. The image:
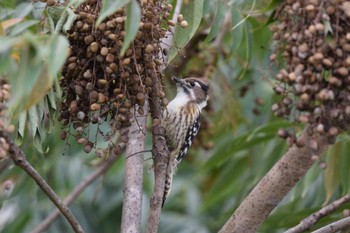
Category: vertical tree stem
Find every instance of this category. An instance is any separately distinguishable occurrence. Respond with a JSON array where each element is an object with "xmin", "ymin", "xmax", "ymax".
[
  {"xmin": 121, "ymin": 103, "xmax": 148, "ymax": 233},
  {"xmin": 146, "ymin": 79, "xmax": 169, "ymax": 233}
]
